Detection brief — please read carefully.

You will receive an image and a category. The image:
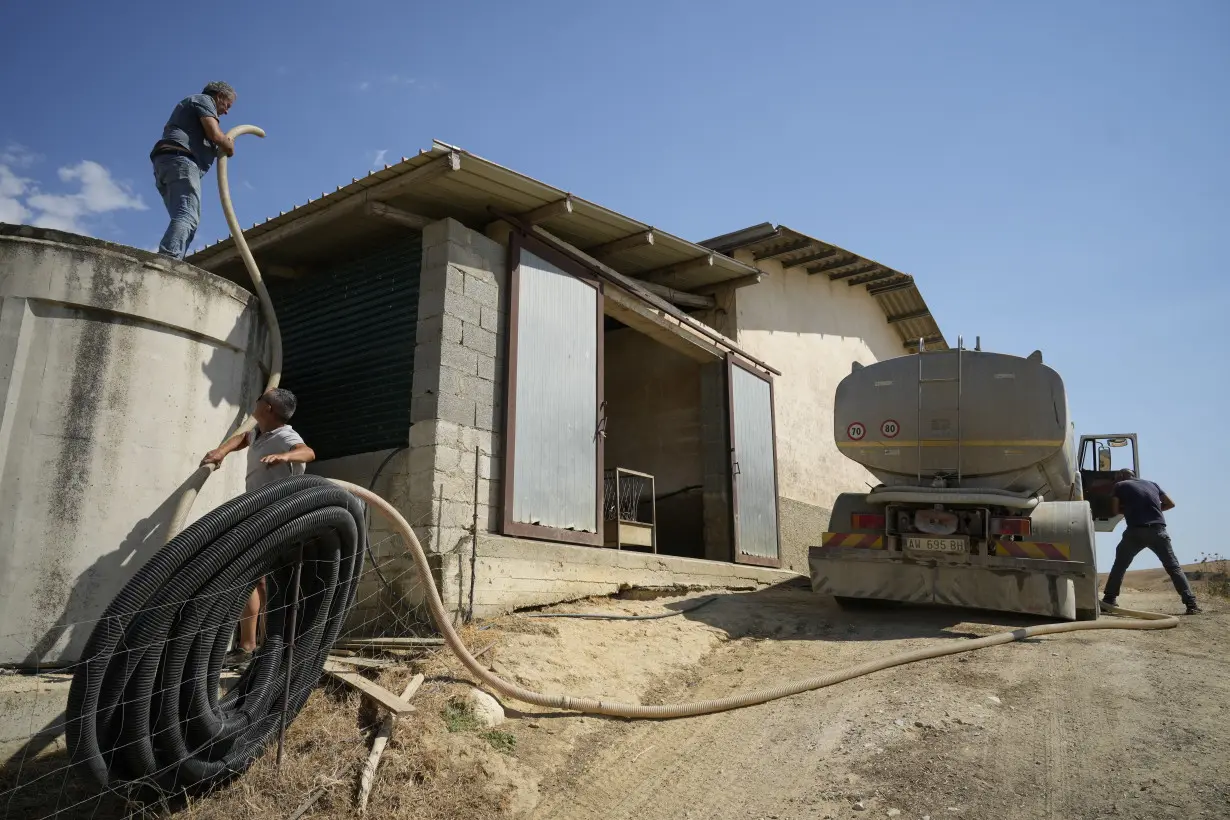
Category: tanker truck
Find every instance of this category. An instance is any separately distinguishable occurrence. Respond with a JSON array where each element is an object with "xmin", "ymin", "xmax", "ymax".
[{"xmin": 810, "ymin": 339, "xmax": 1139, "ymax": 621}]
